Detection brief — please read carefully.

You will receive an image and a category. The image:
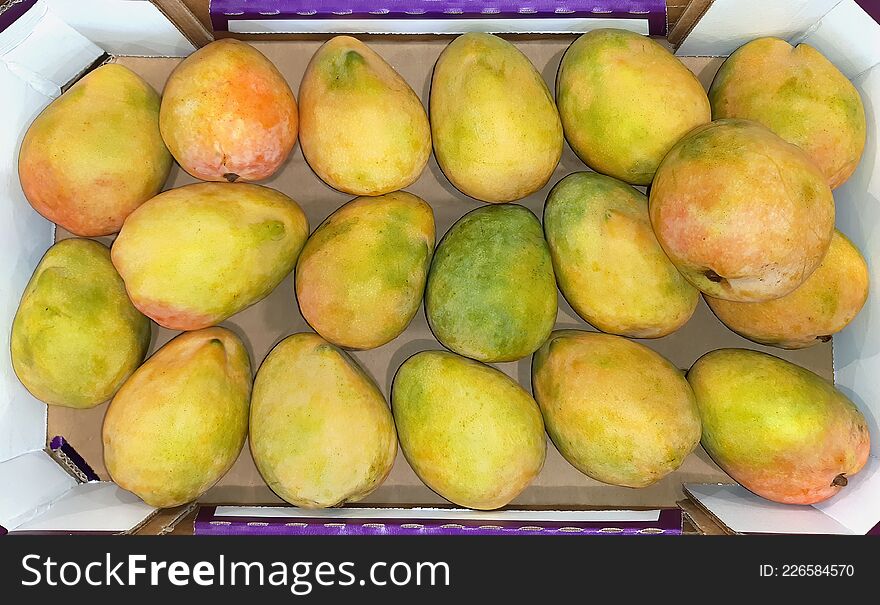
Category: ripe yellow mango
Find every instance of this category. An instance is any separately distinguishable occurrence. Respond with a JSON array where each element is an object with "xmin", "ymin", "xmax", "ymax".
[
  {"xmin": 533, "ymin": 331, "xmax": 701, "ymax": 487},
  {"xmin": 103, "ymin": 328, "xmax": 251, "ymax": 507},
  {"xmin": 160, "ymin": 39, "xmax": 298, "ymax": 182},
  {"xmin": 11, "ymin": 239, "xmax": 150, "ymax": 409},
  {"xmin": 18, "ymin": 64, "xmax": 171, "ymax": 236},
  {"xmin": 392, "ymin": 350, "xmax": 546, "ymax": 510},
  {"xmin": 557, "ymin": 29, "xmax": 710, "ymax": 185},
  {"xmin": 706, "ymin": 231, "xmax": 869, "ymax": 349},
  {"xmin": 299, "ymin": 36, "xmax": 431, "ymax": 195},
  {"xmin": 544, "ymin": 172, "xmax": 698, "ymax": 337},
  {"xmin": 296, "ymin": 192, "xmax": 435, "ymax": 349},
  {"xmin": 689, "ymin": 349, "xmax": 870, "ymax": 504},
  {"xmin": 250, "ymin": 333, "xmax": 397, "ymax": 508},
  {"xmin": 710, "ymin": 38, "xmax": 866, "ymax": 189},
  {"xmin": 430, "ymin": 33, "xmax": 563, "ymax": 202},
  {"xmin": 111, "ymin": 182, "xmax": 309, "ymax": 330}
]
